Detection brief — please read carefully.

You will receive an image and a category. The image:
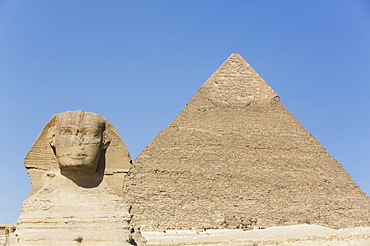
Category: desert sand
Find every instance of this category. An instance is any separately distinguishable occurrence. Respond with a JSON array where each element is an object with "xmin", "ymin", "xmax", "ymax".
[{"xmin": 142, "ymin": 224, "xmax": 370, "ymax": 245}]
